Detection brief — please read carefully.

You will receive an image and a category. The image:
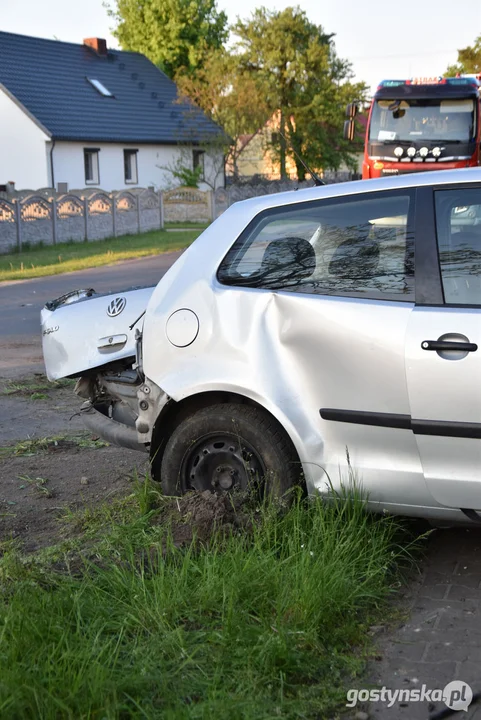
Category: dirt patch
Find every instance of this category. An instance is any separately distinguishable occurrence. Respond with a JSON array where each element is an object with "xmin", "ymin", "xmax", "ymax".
[
  {"xmin": 0, "ymin": 371, "xmax": 149, "ymax": 551},
  {"xmin": 0, "ymin": 374, "xmax": 84, "ymax": 445},
  {"xmin": 0, "ymin": 445, "xmax": 149, "ymax": 552},
  {"xmin": 153, "ymin": 490, "xmax": 256, "ymax": 547},
  {"xmin": 0, "ymin": 336, "xmax": 44, "ymax": 378},
  {"xmin": 3, "ymin": 373, "xmax": 264, "ymax": 556}
]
